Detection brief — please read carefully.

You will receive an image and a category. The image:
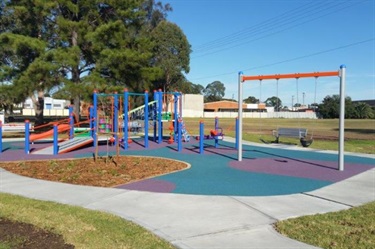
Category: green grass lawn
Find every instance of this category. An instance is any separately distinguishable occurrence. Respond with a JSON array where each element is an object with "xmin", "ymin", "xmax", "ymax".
[
  {"xmin": 0, "ymin": 193, "xmax": 175, "ymax": 249},
  {"xmin": 2, "ymin": 193, "xmax": 374, "ymax": 249},
  {"xmin": 180, "ymin": 118, "xmax": 375, "ymax": 154},
  {"xmin": 1, "ymin": 118, "xmax": 374, "ymax": 247},
  {"xmin": 275, "ymin": 201, "xmax": 375, "ymax": 249}
]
